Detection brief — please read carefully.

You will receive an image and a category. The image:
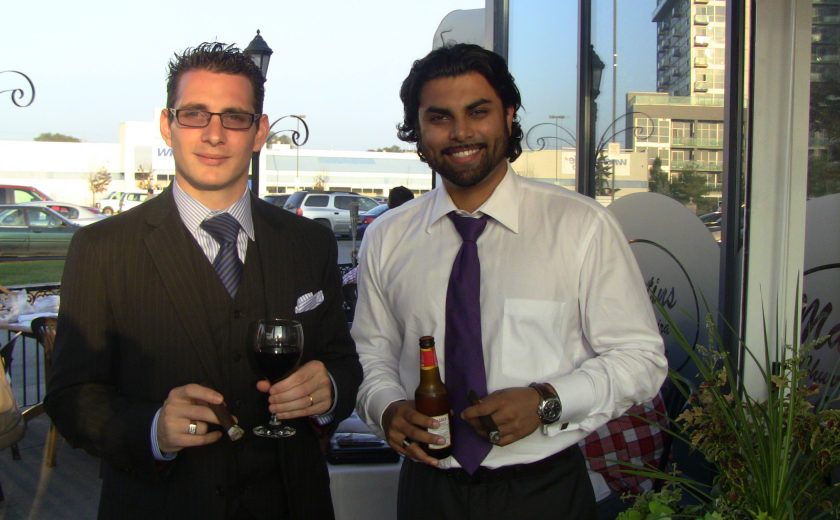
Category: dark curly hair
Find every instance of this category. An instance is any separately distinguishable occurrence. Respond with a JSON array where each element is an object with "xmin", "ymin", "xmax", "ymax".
[
  {"xmin": 397, "ymin": 43, "xmax": 523, "ymax": 162},
  {"xmin": 166, "ymin": 42, "xmax": 265, "ymax": 114}
]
